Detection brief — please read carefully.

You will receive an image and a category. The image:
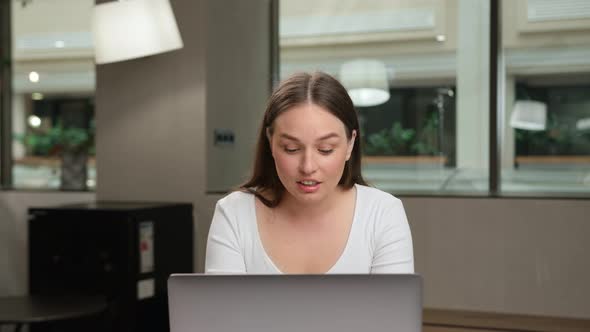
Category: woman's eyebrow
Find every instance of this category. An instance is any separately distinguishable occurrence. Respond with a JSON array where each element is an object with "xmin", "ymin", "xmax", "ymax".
[
  {"xmin": 279, "ymin": 133, "xmax": 300, "ymax": 142},
  {"xmin": 317, "ymin": 133, "xmax": 340, "ymax": 141},
  {"xmin": 279, "ymin": 132, "xmax": 340, "ymax": 142}
]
